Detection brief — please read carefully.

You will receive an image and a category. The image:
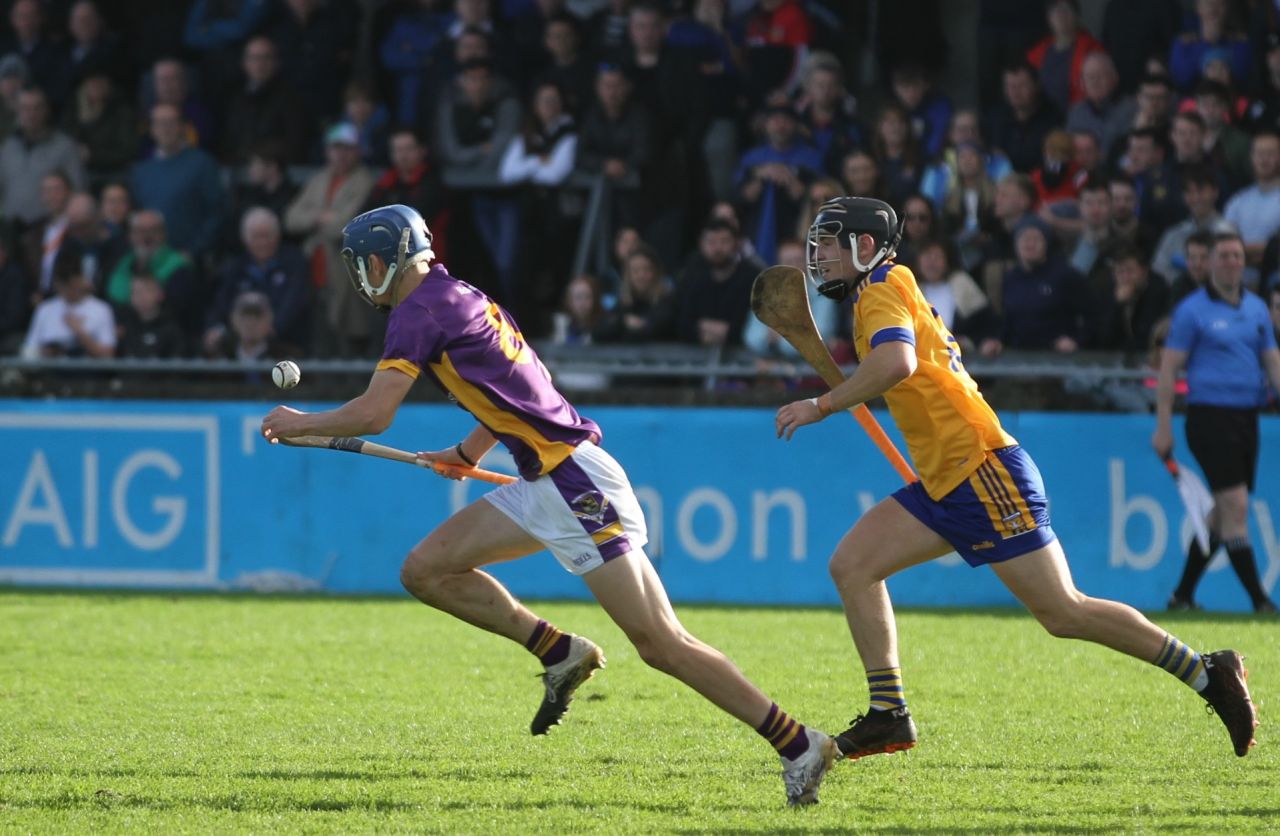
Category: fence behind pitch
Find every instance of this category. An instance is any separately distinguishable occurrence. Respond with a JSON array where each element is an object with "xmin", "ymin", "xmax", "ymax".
[{"xmin": 2, "ymin": 401, "xmax": 1276, "ymax": 612}]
